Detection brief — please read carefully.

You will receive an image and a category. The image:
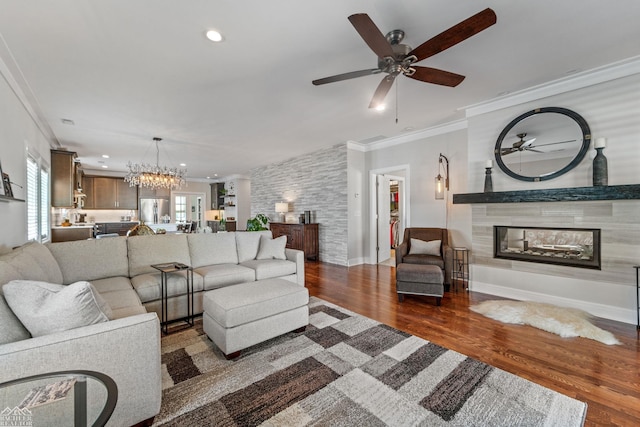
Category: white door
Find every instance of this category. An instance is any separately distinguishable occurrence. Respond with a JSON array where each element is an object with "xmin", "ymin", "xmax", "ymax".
[{"xmin": 377, "ymin": 175, "xmax": 391, "ymax": 263}]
